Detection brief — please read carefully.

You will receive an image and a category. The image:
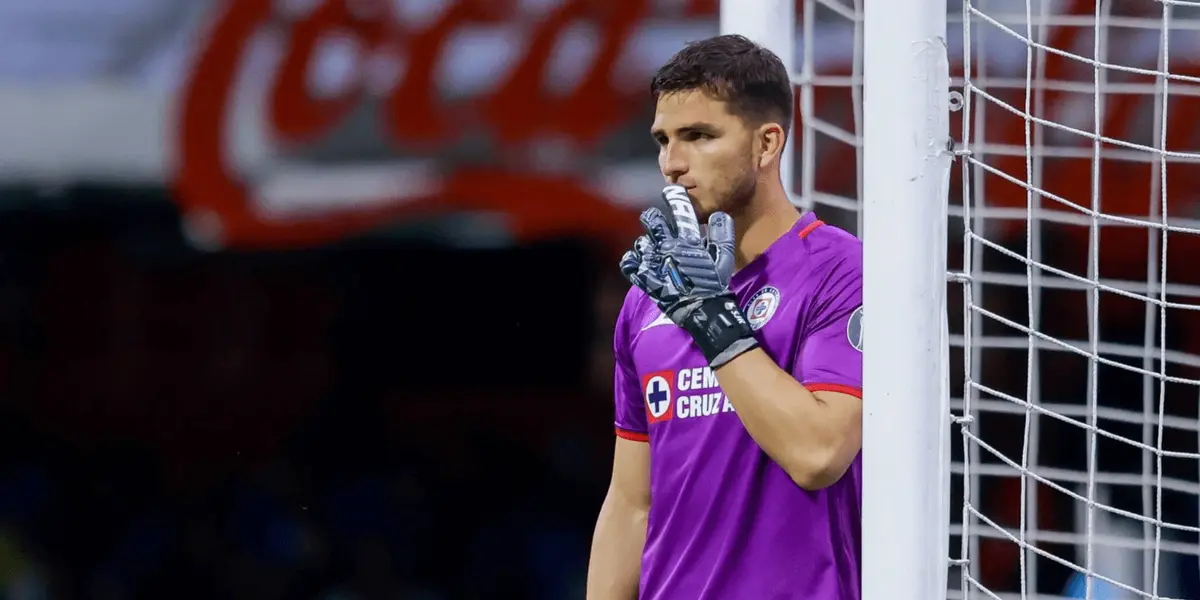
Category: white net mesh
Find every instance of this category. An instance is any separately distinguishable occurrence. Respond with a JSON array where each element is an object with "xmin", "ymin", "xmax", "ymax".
[{"xmin": 792, "ymin": 0, "xmax": 1200, "ymax": 597}]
